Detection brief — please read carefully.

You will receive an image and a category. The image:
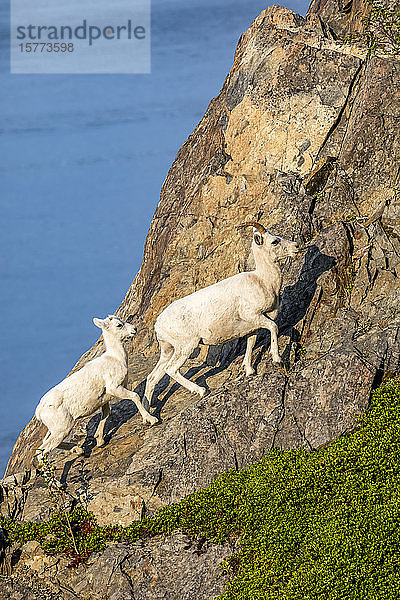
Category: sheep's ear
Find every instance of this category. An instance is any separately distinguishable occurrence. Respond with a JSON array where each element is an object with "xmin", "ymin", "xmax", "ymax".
[{"xmin": 93, "ymin": 318, "xmax": 104, "ymax": 329}]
